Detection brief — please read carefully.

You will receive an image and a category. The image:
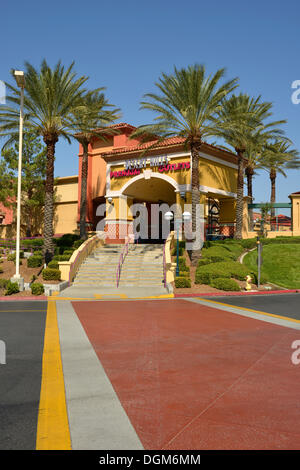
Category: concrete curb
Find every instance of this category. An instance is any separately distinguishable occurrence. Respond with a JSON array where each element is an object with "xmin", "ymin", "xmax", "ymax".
[
  {"xmin": 0, "ymin": 296, "xmax": 48, "ymax": 301},
  {"xmin": 175, "ymin": 289, "xmax": 300, "ymax": 298}
]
